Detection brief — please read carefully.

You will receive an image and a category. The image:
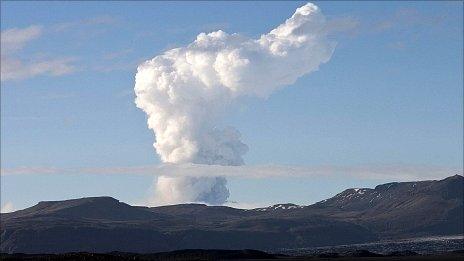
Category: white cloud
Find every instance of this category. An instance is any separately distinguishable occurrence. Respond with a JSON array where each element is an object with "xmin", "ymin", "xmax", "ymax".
[
  {"xmin": 1, "ymin": 25, "xmax": 43, "ymax": 52},
  {"xmin": 1, "ymin": 56, "xmax": 76, "ymax": 81},
  {"xmin": 1, "ymin": 202, "xmax": 15, "ymax": 213},
  {"xmin": 52, "ymin": 15, "xmax": 118, "ymax": 32},
  {"xmin": 1, "ymin": 166, "xmax": 62, "ymax": 176},
  {"xmin": 133, "ymin": 2, "xmax": 337, "ymax": 205},
  {"xmin": 135, "ymin": 3, "xmax": 335, "ymax": 166},
  {"xmin": 373, "ymin": 7, "xmax": 446, "ymax": 33},
  {"xmin": 1, "ymin": 25, "xmax": 76, "ymax": 82},
  {"xmin": 2, "ymin": 163, "xmax": 459, "ymax": 207},
  {"xmin": 147, "ymin": 163, "xmax": 462, "ymax": 182},
  {"xmin": 1, "ymin": 15, "xmax": 118, "ymax": 82},
  {"xmin": 148, "ymin": 176, "xmax": 229, "ymax": 206},
  {"xmin": 1, "ymin": 163, "xmax": 461, "ymax": 182},
  {"xmin": 325, "ymin": 16, "xmax": 359, "ymax": 35}
]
